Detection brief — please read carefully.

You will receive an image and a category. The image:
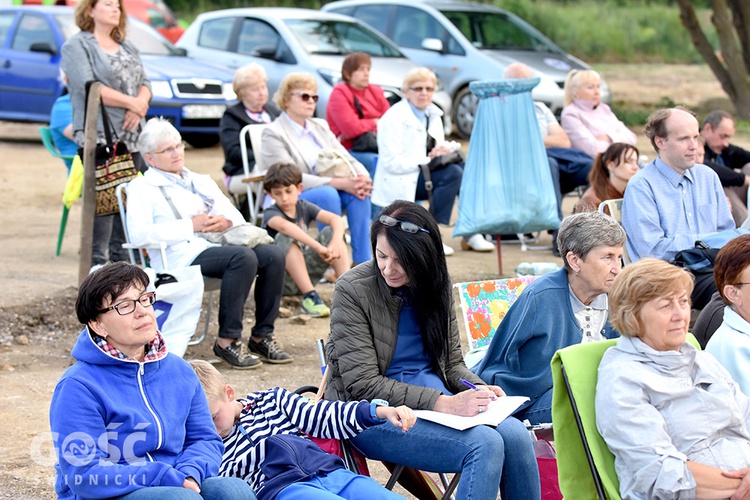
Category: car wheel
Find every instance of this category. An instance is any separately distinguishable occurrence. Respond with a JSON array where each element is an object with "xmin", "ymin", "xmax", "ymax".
[
  {"xmin": 452, "ymin": 86, "xmax": 478, "ymax": 139},
  {"xmin": 182, "ymin": 133, "xmax": 220, "ymax": 149}
]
